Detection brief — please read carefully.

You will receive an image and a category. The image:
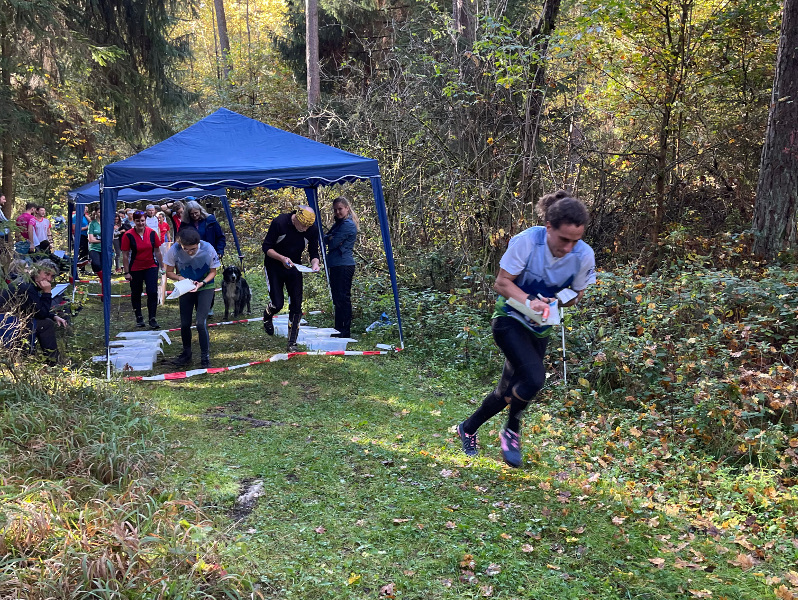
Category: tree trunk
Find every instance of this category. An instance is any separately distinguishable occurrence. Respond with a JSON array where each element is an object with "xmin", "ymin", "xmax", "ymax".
[
  {"xmin": 752, "ymin": 0, "xmax": 798, "ymax": 259},
  {"xmin": 453, "ymin": 0, "xmax": 475, "ymax": 45},
  {"xmin": 0, "ymin": 16, "xmax": 13, "ymax": 212},
  {"xmin": 306, "ymin": 0, "xmax": 320, "ymax": 140},
  {"xmin": 519, "ymin": 0, "xmax": 562, "ymax": 201},
  {"xmin": 214, "ymin": 0, "xmax": 232, "ymax": 82}
]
